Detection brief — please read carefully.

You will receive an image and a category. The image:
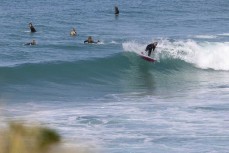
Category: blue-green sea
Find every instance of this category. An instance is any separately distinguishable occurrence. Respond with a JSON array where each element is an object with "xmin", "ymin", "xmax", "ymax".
[{"xmin": 0, "ymin": 0, "xmax": 229, "ymax": 152}]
